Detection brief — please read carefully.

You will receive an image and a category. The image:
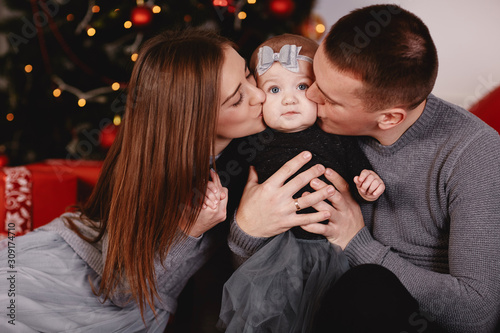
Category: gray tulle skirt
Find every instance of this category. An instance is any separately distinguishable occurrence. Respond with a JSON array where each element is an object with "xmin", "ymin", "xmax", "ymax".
[
  {"xmin": 218, "ymin": 231, "xmax": 349, "ymax": 332},
  {"xmin": 0, "ymin": 230, "xmax": 169, "ymax": 333}
]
